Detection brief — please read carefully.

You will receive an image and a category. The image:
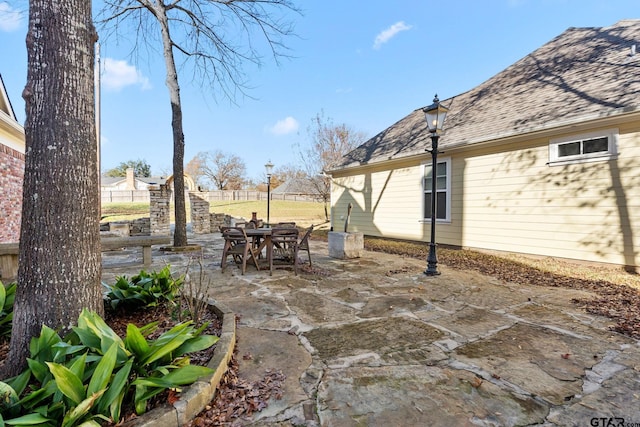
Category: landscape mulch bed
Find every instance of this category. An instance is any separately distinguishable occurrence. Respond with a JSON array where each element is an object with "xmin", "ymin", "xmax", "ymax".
[{"xmin": 0, "ymin": 304, "xmax": 285, "ymax": 427}]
